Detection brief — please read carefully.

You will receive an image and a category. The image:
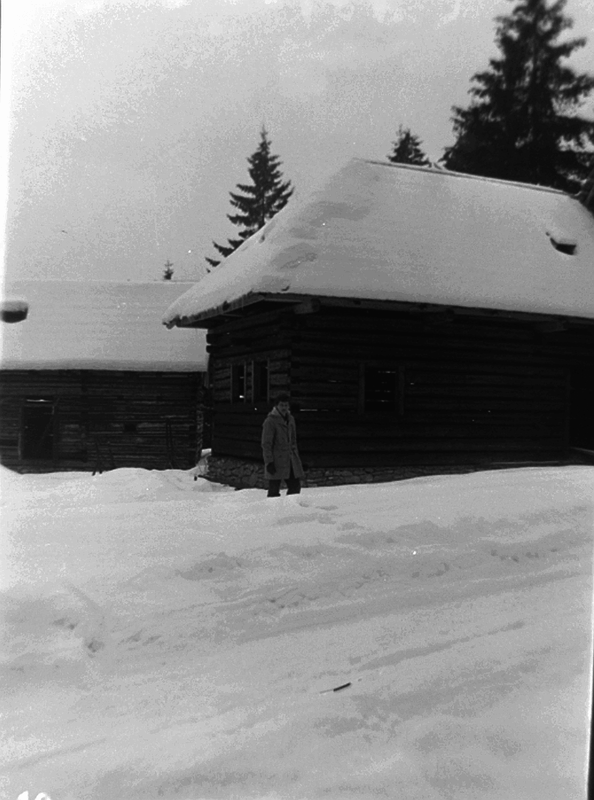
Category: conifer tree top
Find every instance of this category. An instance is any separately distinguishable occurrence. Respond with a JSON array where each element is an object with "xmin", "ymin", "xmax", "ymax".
[
  {"xmin": 443, "ymin": 0, "xmax": 594, "ymax": 192},
  {"xmin": 388, "ymin": 126, "xmax": 431, "ymax": 167},
  {"xmin": 206, "ymin": 127, "xmax": 294, "ymax": 269}
]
